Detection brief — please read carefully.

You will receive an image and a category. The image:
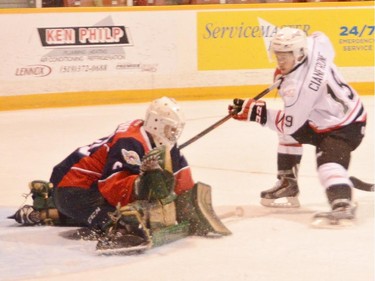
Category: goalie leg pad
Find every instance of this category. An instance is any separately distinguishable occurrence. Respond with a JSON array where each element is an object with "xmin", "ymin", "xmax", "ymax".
[
  {"xmin": 148, "ymin": 201, "xmax": 177, "ymax": 230},
  {"xmin": 30, "ymin": 180, "xmax": 62, "ymax": 225},
  {"xmin": 9, "ymin": 180, "xmax": 61, "ymax": 226},
  {"xmin": 176, "ymin": 182, "xmax": 231, "ymax": 236}
]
